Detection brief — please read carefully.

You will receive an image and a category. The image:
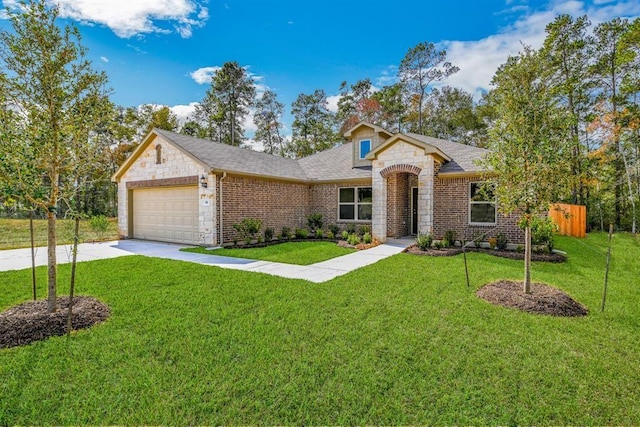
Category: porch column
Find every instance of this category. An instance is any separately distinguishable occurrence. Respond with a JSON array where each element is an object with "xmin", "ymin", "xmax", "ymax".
[
  {"xmin": 372, "ymin": 170, "xmax": 387, "ymax": 242},
  {"xmin": 417, "ymin": 157, "xmax": 435, "ymax": 235}
]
